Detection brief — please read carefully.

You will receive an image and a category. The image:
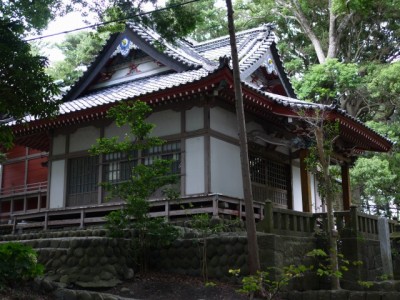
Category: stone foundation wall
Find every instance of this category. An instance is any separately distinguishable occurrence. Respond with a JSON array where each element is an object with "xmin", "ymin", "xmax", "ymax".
[
  {"xmin": 341, "ymin": 237, "xmax": 384, "ymax": 285},
  {"xmin": 1, "ymin": 231, "xmax": 135, "ymax": 288},
  {"xmin": 151, "ymin": 233, "xmax": 249, "ymax": 279},
  {"xmin": 258, "ymin": 233, "xmax": 319, "ymax": 290},
  {"xmin": 151, "ymin": 232, "xmax": 318, "ymax": 289}
]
